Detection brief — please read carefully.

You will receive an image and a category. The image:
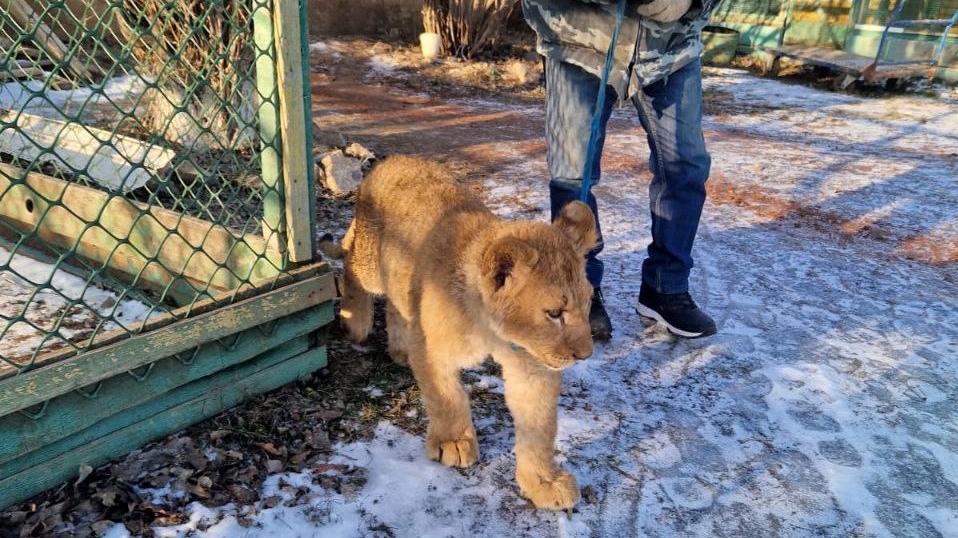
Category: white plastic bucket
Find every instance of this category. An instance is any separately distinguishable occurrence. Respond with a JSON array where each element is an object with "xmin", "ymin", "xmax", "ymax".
[{"xmin": 420, "ymin": 32, "xmax": 441, "ymax": 60}]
